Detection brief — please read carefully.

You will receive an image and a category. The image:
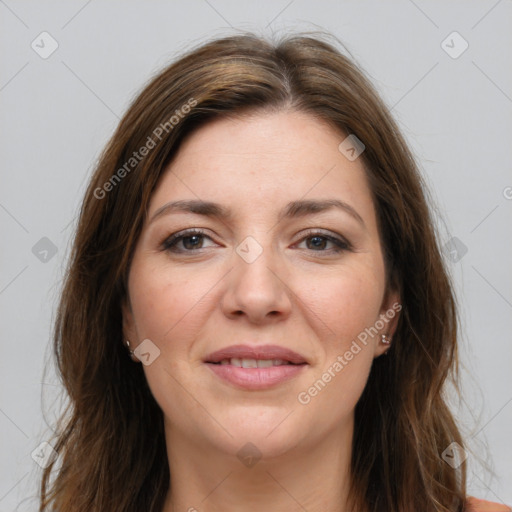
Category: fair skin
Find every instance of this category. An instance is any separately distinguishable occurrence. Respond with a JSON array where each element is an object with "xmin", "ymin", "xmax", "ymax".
[{"xmin": 123, "ymin": 110, "xmax": 400, "ymax": 512}]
